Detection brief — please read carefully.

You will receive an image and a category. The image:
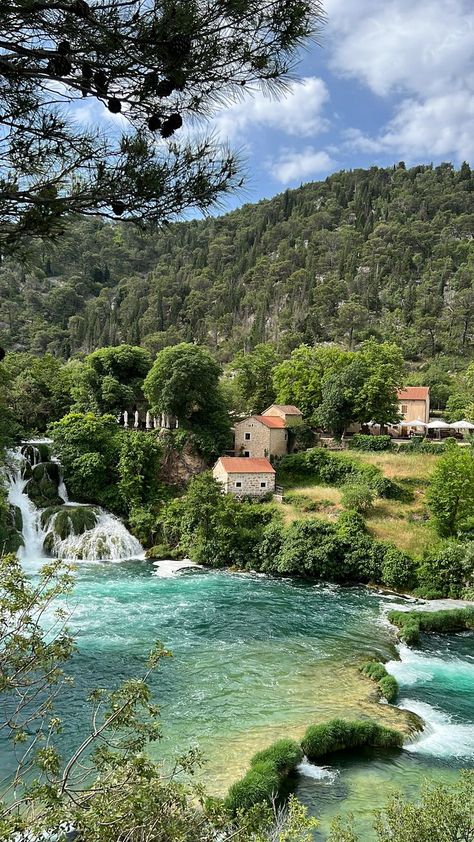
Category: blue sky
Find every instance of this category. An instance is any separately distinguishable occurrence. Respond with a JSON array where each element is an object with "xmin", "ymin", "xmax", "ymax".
[
  {"xmin": 73, "ymin": 0, "xmax": 474, "ymax": 210},
  {"xmin": 211, "ymin": 0, "xmax": 474, "ymax": 206}
]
